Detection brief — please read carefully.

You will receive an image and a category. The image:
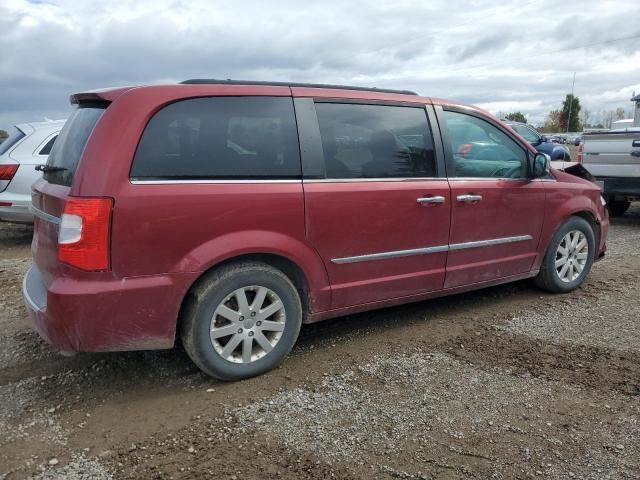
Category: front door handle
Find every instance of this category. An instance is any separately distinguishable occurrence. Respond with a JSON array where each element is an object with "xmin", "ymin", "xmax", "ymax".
[
  {"xmin": 457, "ymin": 194, "xmax": 483, "ymax": 203},
  {"xmin": 417, "ymin": 196, "xmax": 445, "ymax": 205}
]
